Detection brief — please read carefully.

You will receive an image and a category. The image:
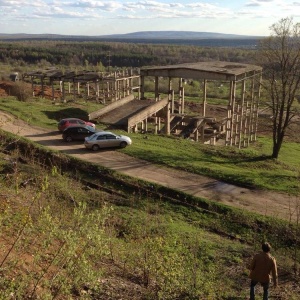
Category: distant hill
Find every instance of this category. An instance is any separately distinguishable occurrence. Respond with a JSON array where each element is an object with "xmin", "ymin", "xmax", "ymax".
[
  {"xmin": 0, "ymin": 31, "xmax": 264, "ymax": 48},
  {"xmin": 98, "ymin": 31, "xmax": 263, "ymax": 39},
  {"xmin": 0, "ymin": 31, "xmax": 262, "ymax": 40}
]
